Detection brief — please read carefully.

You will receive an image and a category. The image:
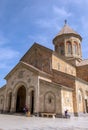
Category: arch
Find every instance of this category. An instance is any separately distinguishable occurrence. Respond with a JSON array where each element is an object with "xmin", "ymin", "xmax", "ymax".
[
  {"xmin": 78, "ymin": 43, "xmax": 81, "ymax": 56},
  {"xmin": 59, "ymin": 43, "xmax": 64, "ymax": 55},
  {"xmin": 78, "ymin": 89, "xmax": 84, "ymax": 112},
  {"xmin": 7, "ymin": 88, "xmax": 12, "ymax": 94},
  {"xmin": 84, "ymin": 91, "xmax": 88, "ymax": 113},
  {"xmin": 13, "ymin": 81, "xmax": 27, "ymax": 95},
  {"xmin": 12, "ymin": 82, "xmax": 27, "ymax": 113},
  {"xmin": 16, "ymin": 85, "xmax": 26, "ymax": 112},
  {"xmin": 55, "ymin": 45, "xmax": 58, "ymax": 52},
  {"xmin": 28, "ymin": 86, "xmax": 35, "ymax": 94},
  {"xmin": 73, "ymin": 41, "xmax": 78, "ymax": 55},
  {"xmin": 44, "ymin": 91, "xmax": 56, "ymax": 113},
  {"xmin": 0, "ymin": 95, "xmax": 4, "ymax": 112},
  {"xmin": 66, "ymin": 41, "xmax": 72, "ymax": 54}
]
